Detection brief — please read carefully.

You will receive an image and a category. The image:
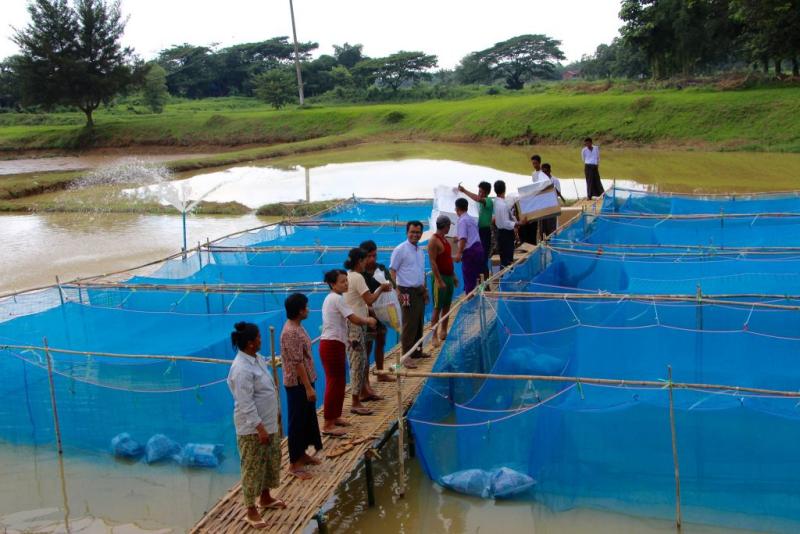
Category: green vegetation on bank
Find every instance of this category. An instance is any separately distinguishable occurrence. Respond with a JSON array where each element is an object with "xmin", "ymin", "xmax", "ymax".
[
  {"xmin": 2, "ymin": 87, "xmax": 800, "ymax": 154},
  {"xmin": 255, "ymin": 200, "xmax": 343, "ymax": 217}
]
